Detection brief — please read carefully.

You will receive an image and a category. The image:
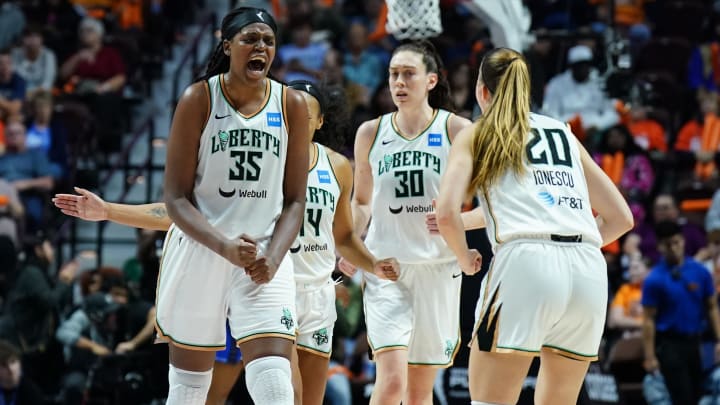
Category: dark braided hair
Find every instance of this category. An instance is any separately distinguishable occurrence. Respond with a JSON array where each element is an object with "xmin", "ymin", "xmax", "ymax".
[
  {"xmin": 197, "ymin": 7, "xmax": 277, "ymax": 82},
  {"xmin": 312, "ymin": 84, "xmax": 349, "ymax": 152},
  {"xmin": 288, "ymin": 80, "xmax": 349, "ymax": 151},
  {"xmin": 392, "ymin": 40, "xmax": 454, "ymax": 112}
]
